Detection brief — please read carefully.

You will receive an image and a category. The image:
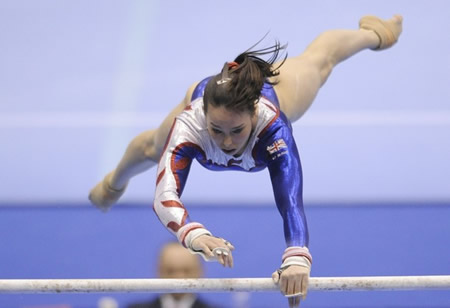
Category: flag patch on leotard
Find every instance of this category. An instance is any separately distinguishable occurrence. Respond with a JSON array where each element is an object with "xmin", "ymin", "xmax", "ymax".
[{"xmin": 267, "ymin": 139, "xmax": 287, "ymax": 155}]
